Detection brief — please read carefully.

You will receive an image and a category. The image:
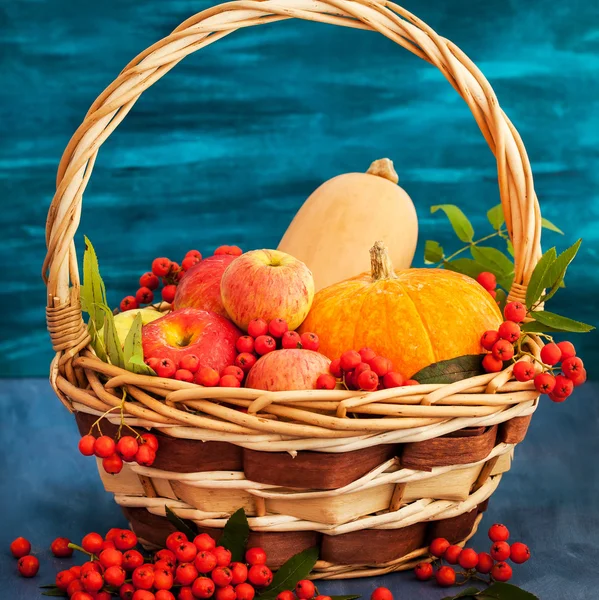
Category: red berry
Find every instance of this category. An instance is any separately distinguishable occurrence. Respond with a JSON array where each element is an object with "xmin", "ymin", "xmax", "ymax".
[
  {"xmin": 215, "ymin": 245, "xmax": 242, "ymax": 256},
  {"xmin": 247, "ymin": 564, "xmax": 272, "ymax": 587},
  {"xmin": 357, "ymin": 369, "xmax": 379, "ymax": 391},
  {"xmin": 79, "ymin": 434, "xmax": 97, "ymax": 456},
  {"xmin": 68, "ymin": 579, "xmax": 84, "ymax": 597},
  {"xmin": 156, "ymin": 358, "xmax": 177, "ymax": 378},
  {"xmin": 477, "ymin": 552, "xmax": 494, "ymax": 574},
  {"xmin": 482, "ymin": 354, "xmax": 504, "ymax": 373},
  {"xmin": 154, "ymin": 567, "xmax": 174, "ymax": 590},
  {"xmin": 359, "ymin": 347, "xmax": 377, "ymax": 363},
  {"xmin": 540, "ymin": 342, "xmax": 562, "ymax": 366},
  {"xmin": 221, "ymin": 365, "xmax": 245, "ymax": 382},
  {"xmin": 156, "ymin": 592, "xmax": 176, "ymax": 600},
  {"xmin": 186, "ymin": 250, "xmax": 202, "ymax": 261},
  {"xmin": 490, "ymin": 541, "xmax": 511, "ymax": 561},
  {"xmin": 82, "ymin": 569, "xmax": 104, "ymax": 593},
  {"xmin": 382, "ymin": 371, "xmax": 404, "ymax": 388},
  {"xmin": 557, "ymin": 341, "xmax": 576, "ymax": 360},
  {"xmin": 534, "ymin": 372, "xmax": 556, "ymax": 395},
  {"xmin": 146, "ymin": 357, "xmax": 161, "ymax": 371},
  {"xmin": 300, "ymin": 332, "xmax": 320, "ymax": 351},
  {"xmin": 414, "ymin": 562, "xmax": 433, "ymax": 581},
  {"xmin": 236, "ymin": 336, "xmax": 255, "ymax": 354},
  {"xmin": 119, "ymin": 583, "xmax": 136, "ymax": 600},
  {"xmin": 230, "ymin": 562, "xmax": 248, "ymax": 585},
  {"xmin": 268, "ymin": 319, "xmax": 289, "ymax": 338},
  {"xmin": 315, "ymin": 597, "xmax": 331, "ymax": 600},
  {"xmin": 162, "ymin": 285, "xmax": 177, "ymax": 304},
  {"xmin": 248, "ymin": 319, "xmax": 269, "ymax": 338},
  {"xmin": 179, "ymin": 354, "xmax": 200, "ymax": 373},
  {"xmin": 216, "ymin": 586, "xmax": 237, "ymax": 600},
  {"xmin": 10, "ymin": 537, "xmax": 31, "ymax": 558},
  {"xmin": 344, "ymin": 369, "xmax": 356, "ymax": 390},
  {"xmin": 94, "ymin": 436, "xmax": 116, "ymax": 458},
  {"xmin": 443, "ymin": 545, "xmax": 462, "ymax": 564},
  {"xmin": 562, "ymin": 356, "xmax": 584, "ymax": 380},
  {"xmin": 102, "ymin": 539, "xmax": 116, "ymax": 551},
  {"xmin": 340, "ymin": 350, "xmax": 361, "ymax": 371},
  {"xmin": 236, "ymin": 352, "xmax": 257, "ymax": 373},
  {"xmin": 195, "ymin": 551, "xmax": 218, "ymax": 574},
  {"xmin": 178, "ymin": 588, "xmax": 194, "ymax": 600},
  {"xmin": 429, "ymin": 537, "xmax": 450, "ymax": 558},
  {"xmin": 152, "ymin": 258, "xmax": 172, "ymax": 277},
  {"xmin": 353, "ymin": 362, "xmax": 371, "ymax": 379},
  {"xmin": 435, "ymin": 565, "xmax": 456, "ymax": 587},
  {"xmin": 123, "ymin": 549, "xmax": 145, "ymax": 571},
  {"xmin": 99, "ymin": 547, "xmax": 124, "ymax": 568},
  {"xmin": 245, "ymin": 547, "xmax": 267, "ymax": 566},
  {"xmin": 104, "ymin": 565, "xmax": 126, "ymax": 587},
  {"xmin": 254, "ymin": 335, "xmax": 276, "ymax": 356},
  {"xmin": 551, "ymin": 374, "xmax": 574, "ymax": 401},
  {"xmin": 81, "ymin": 561, "xmax": 103, "ymax": 575},
  {"xmin": 195, "ymin": 367, "xmax": 220, "ymax": 387},
  {"xmin": 176, "ymin": 563, "xmax": 199, "ymax": 586},
  {"xmin": 488, "ymin": 523, "xmax": 510, "ymax": 542},
  {"xmin": 329, "ymin": 359, "xmax": 343, "ymax": 378},
  {"xmin": 491, "ymin": 561, "xmax": 513, "ymax": 582},
  {"xmin": 182, "ymin": 256, "xmax": 200, "ymax": 271},
  {"xmin": 281, "ymin": 331, "xmax": 301, "ymax": 349},
  {"xmin": 155, "ymin": 559, "xmax": 176, "ymax": 574},
  {"xmin": 214, "ymin": 546, "xmax": 232, "ymax": 568},
  {"xmin": 492, "ymin": 339, "xmax": 514, "ymax": 361},
  {"xmin": 294, "ymin": 579, "xmax": 315, "ymax": 599},
  {"xmin": 513, "ymin": 361, "xmax": 535, "ymax": 382},
  {"xmin": 114, "ymin": 529, "xmax": 137, "ymax": 551},
  {"xmin": 369, "ymin": 356, "xmax": 392, "ymax": 377},
  {"xmin": 235, "ymin": 583, "xmax": 255, "ymax": 600},
  {"xmin": 56, "ymin": 569, "xmax": 76, "ymax": 591},
  {"xmin": 156, "ymin": 548, "xmax": 177, "ymax": 563},
  {"xmin": 131, "ymin": 564, "xmax": 155, "ymax": 589},
  {"xmin": 136, "ymin": 287, "xmax": 154, "ymax": 305},
  {"xmin": 17, "ymin": 555, "xmax": 39, "ymax": 578},
  {"xmin": 477, "ymin": 271, "xmax": 497, "ymax": 291},
  {"xmin": 120, "ymin": 296, "xmax": 138, "ymax": 312},
  {"xmin": 135, "ymin": 444, "xmax": 156, "ymax": 466},
  {"xmin": 316, "ymin": 373, "xmax": 336, "ymax": 390},
  {"xmin": 458, "ymin": 548, "xmax": 479, "ymax": 569},
  {"xmin": 193, "ymin": 534, "xmax": 217, "ymax": 553},
  {"xmin": 276, "ymin": 592, "xmax": 295, "ymax": 600},
  {"xmin": 212, "ymin": 566, "xmax": 233, "ymax": 587},
  {"xmin": 481, "ymin": 330, "xmax": 500, "ymax": 351},
  {"xmin": 133, "ymin": 592, "xmax": 156, "ymax": 600},
  {"xmin": 103, "ymin": 453, "xmax": 124, "ymax": 474},
  {"xmin": 175, "ymin": 369, "xmax": 195, "ymax": 383},
  {"xmin": 510, "ymin": 542, "xmax": 531, "ymax": 564},
  {"xmin": 175, "ymin": 542, "xmax": 198, "ymax": 564},
  {"xmin": 192, "ymin": 577, "xmax": 216, "ymax": 598},
  {"xmin": 370, "ymin": 588, "xmax": 392, "ymax": 600},
  {"xmin": 140, "ymin": 272, "xmax": 160, "ymax": 290},
  {"xmin": 220, "ymin": 375, "xmax": 241, "ymax": 388},
  {"xmin": 117, "ymin": 436, "xmax": 139, "ymax": 462},
  {"xmin": 82, "ymin": 532, "xmax": 104, "ymax": 554},
  {"xmin": 498, "ymin": 321, "xmax": 521, "ymax": 343},
  {"xmin": 140, "ymin": 433, "xmax": 158, "ymax": 450},
  {"xmin": 571, "ymin": 368, "xmax": 587, "ymax": 387},
  {"xmin": 72, "ymin": 594, "xmax": 95, "ymax": 600},
  {"xmin": 504, "ymin": 301, "xmax": 527, "ymax": 323}
]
